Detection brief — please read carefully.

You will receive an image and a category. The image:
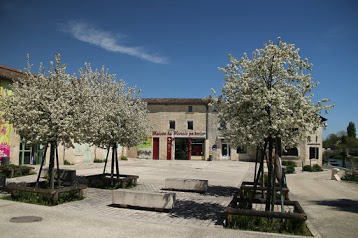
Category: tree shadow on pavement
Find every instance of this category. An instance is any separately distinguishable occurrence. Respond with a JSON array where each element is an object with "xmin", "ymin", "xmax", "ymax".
[
  {"xmin": 205, "ymin": 185, "xmax": 238, "ymax": 197},
  {"xmin": 170, "ymin": 200, "xmax": 225, "ymax": 225},
  {"xmin": 311, "ymin": 199, "xmax": 358, "ymax": 213}
]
